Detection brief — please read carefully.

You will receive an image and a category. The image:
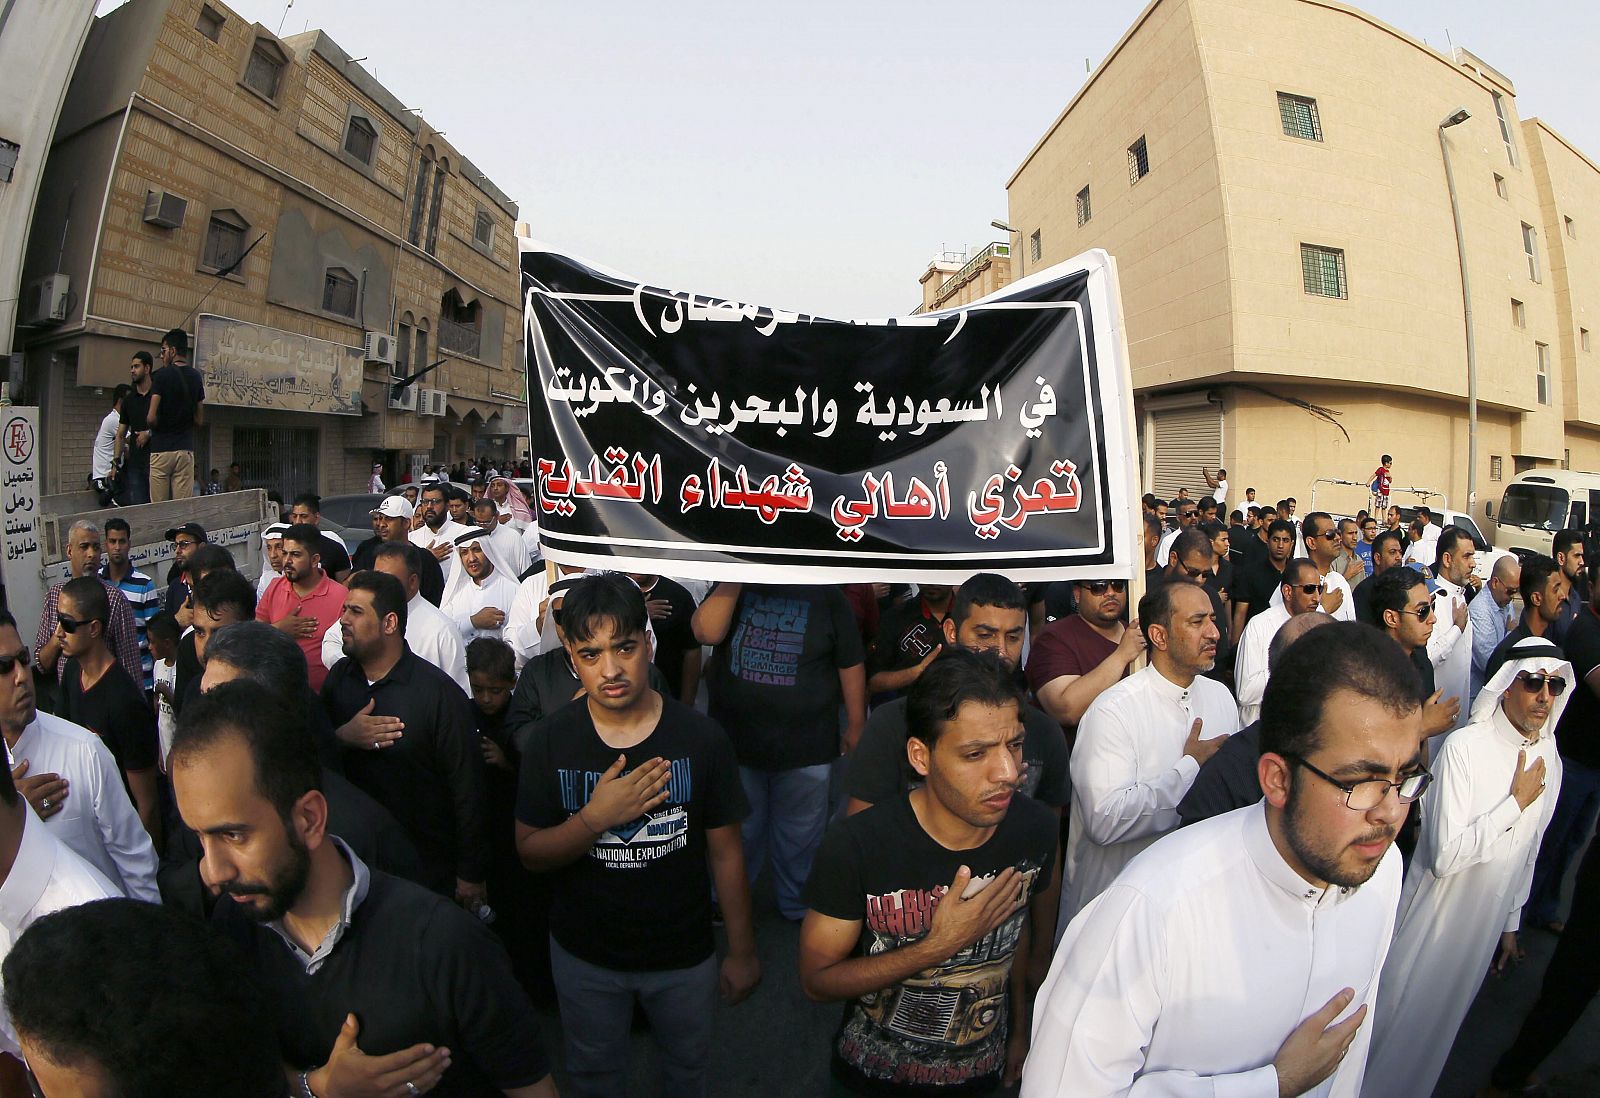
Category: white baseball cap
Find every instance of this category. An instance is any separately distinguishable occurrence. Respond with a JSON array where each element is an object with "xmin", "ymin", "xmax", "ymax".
[{"xmin": 370, "ymin": 496, "xmax": 415, "ymax": 519}]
